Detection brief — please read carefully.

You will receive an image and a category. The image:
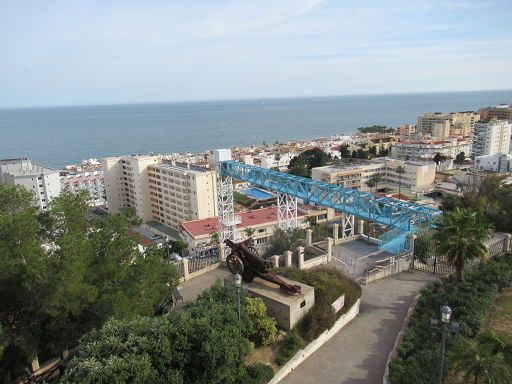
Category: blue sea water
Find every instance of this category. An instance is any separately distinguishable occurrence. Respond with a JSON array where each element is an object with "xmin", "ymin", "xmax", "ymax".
[{"xmin": 1, "ymin": 90, "xmax": 511, "ymax": 168}]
